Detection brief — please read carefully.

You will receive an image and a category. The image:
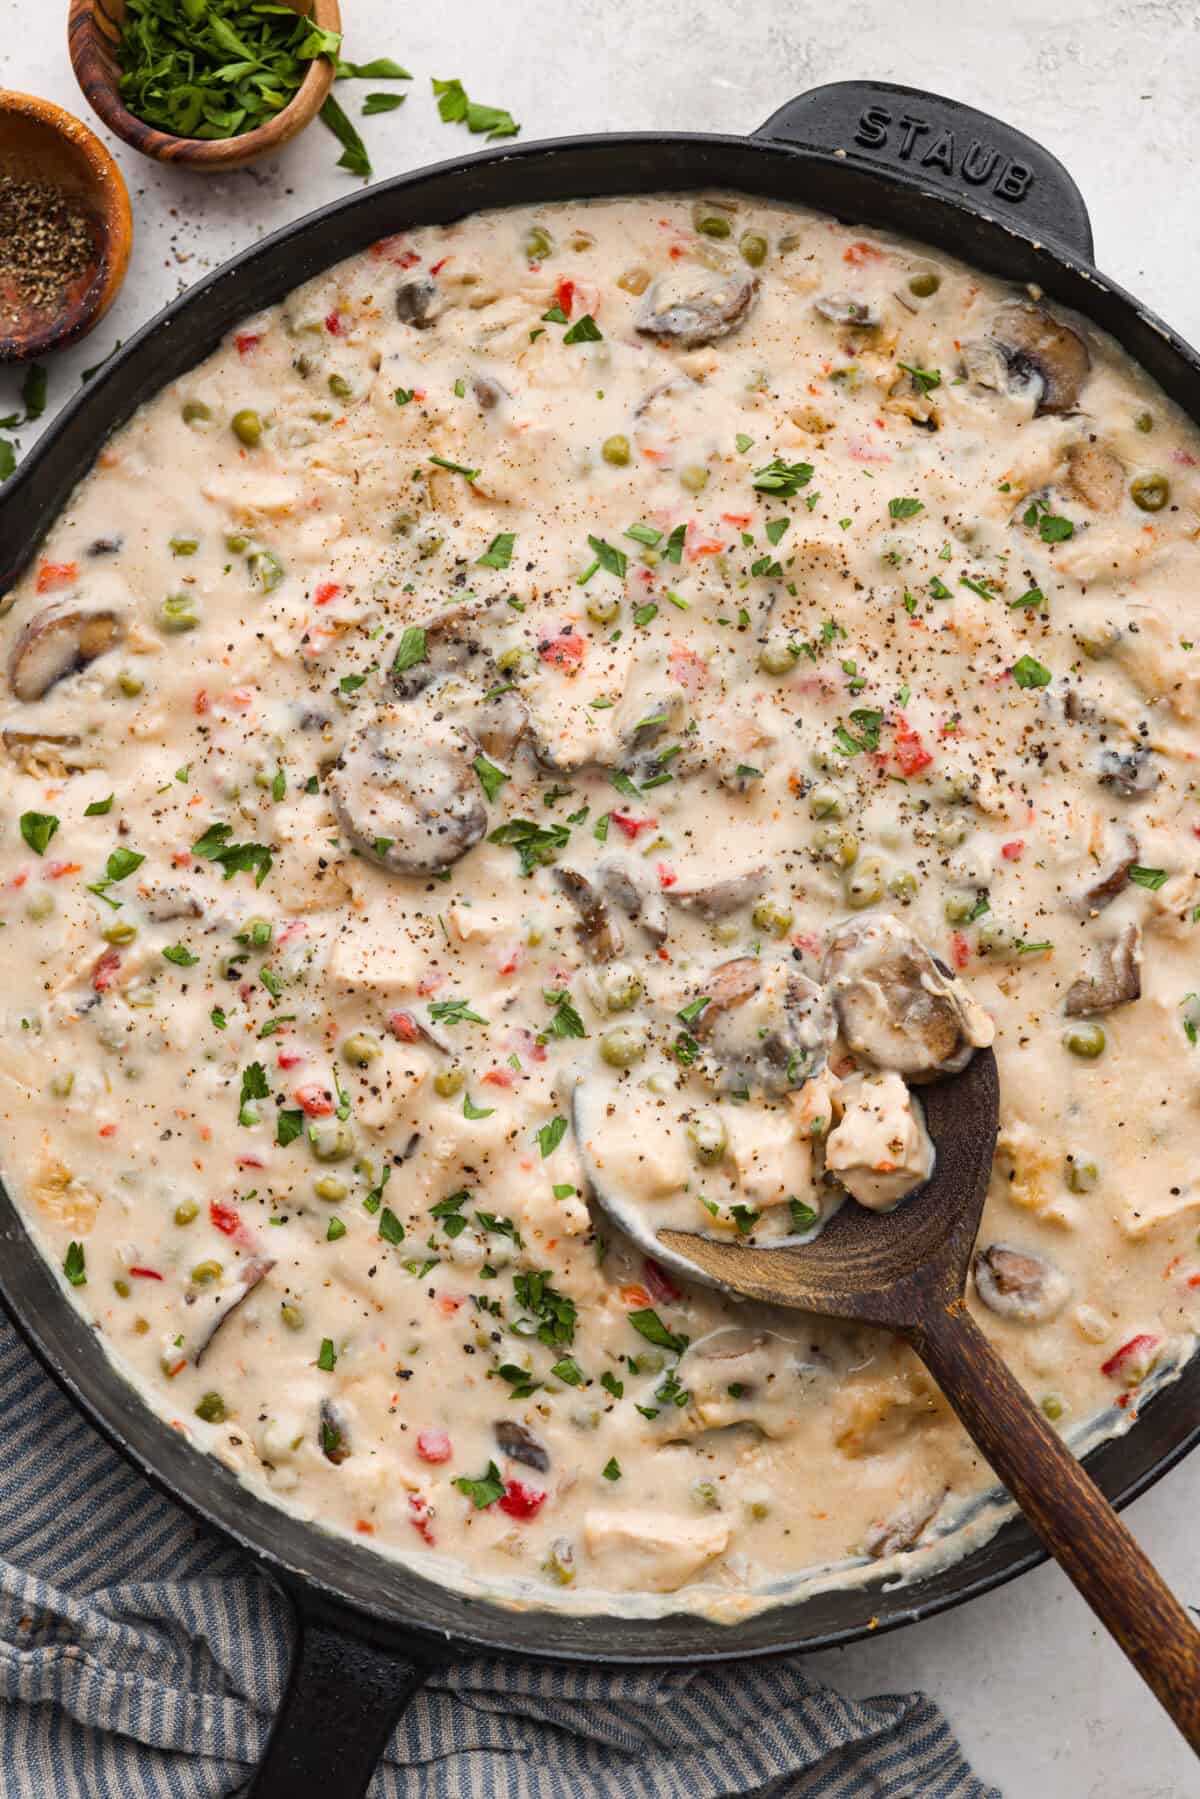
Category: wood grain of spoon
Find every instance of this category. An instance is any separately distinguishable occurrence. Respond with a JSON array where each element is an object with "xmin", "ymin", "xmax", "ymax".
[{"xmin": 597, "ymin": 1047, "xmax": 1200, "ymax": 1752}]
